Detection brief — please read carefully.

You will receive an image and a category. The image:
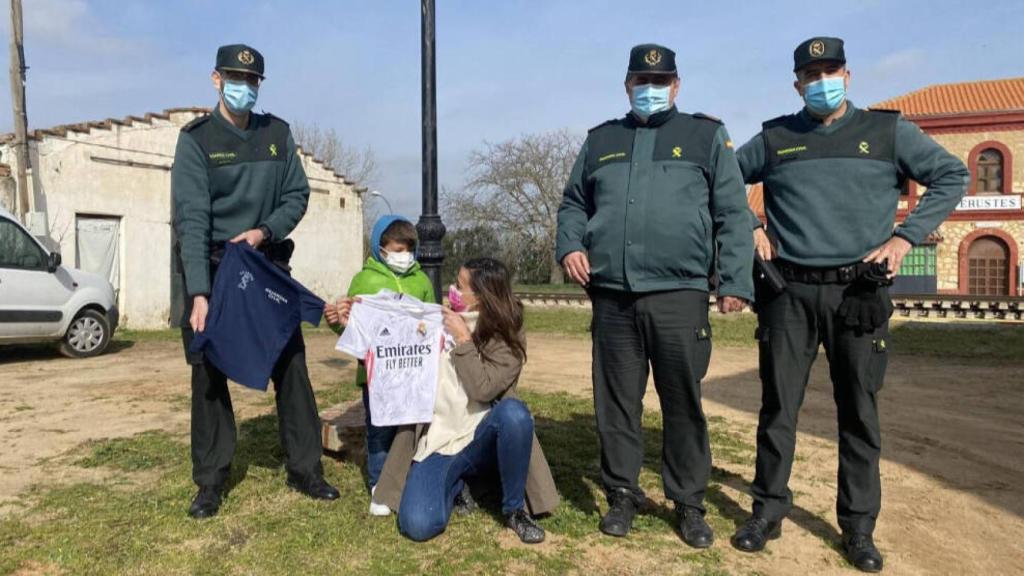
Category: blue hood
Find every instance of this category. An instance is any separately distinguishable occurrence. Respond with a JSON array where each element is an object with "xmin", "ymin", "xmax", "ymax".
[{"xmin": 370, "ymin": 214, "xmax": 415, "ymax": 262}]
